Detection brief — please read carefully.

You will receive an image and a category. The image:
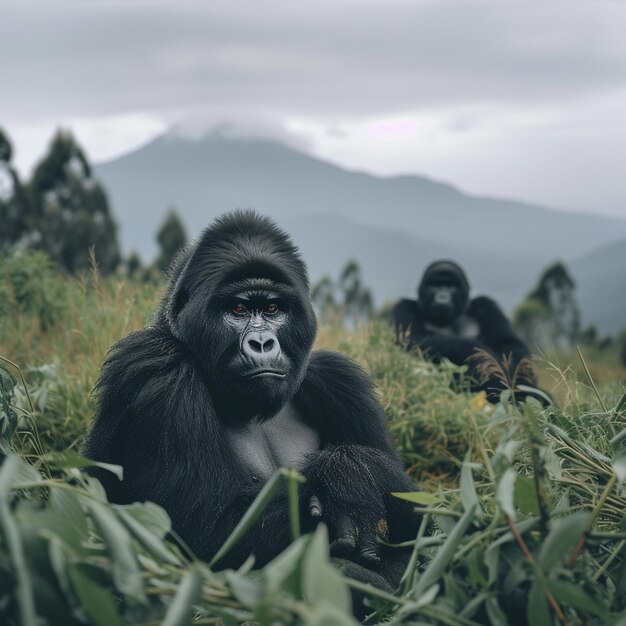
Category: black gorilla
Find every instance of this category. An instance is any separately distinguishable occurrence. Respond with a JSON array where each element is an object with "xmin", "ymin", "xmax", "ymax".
[
  {"xmin": 391, "ymin": 260, "xmax": 551, "ymax": 406},
  {"xmin": 82, "ymin": 211, "xmax": 418, "ymax": 613}
]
